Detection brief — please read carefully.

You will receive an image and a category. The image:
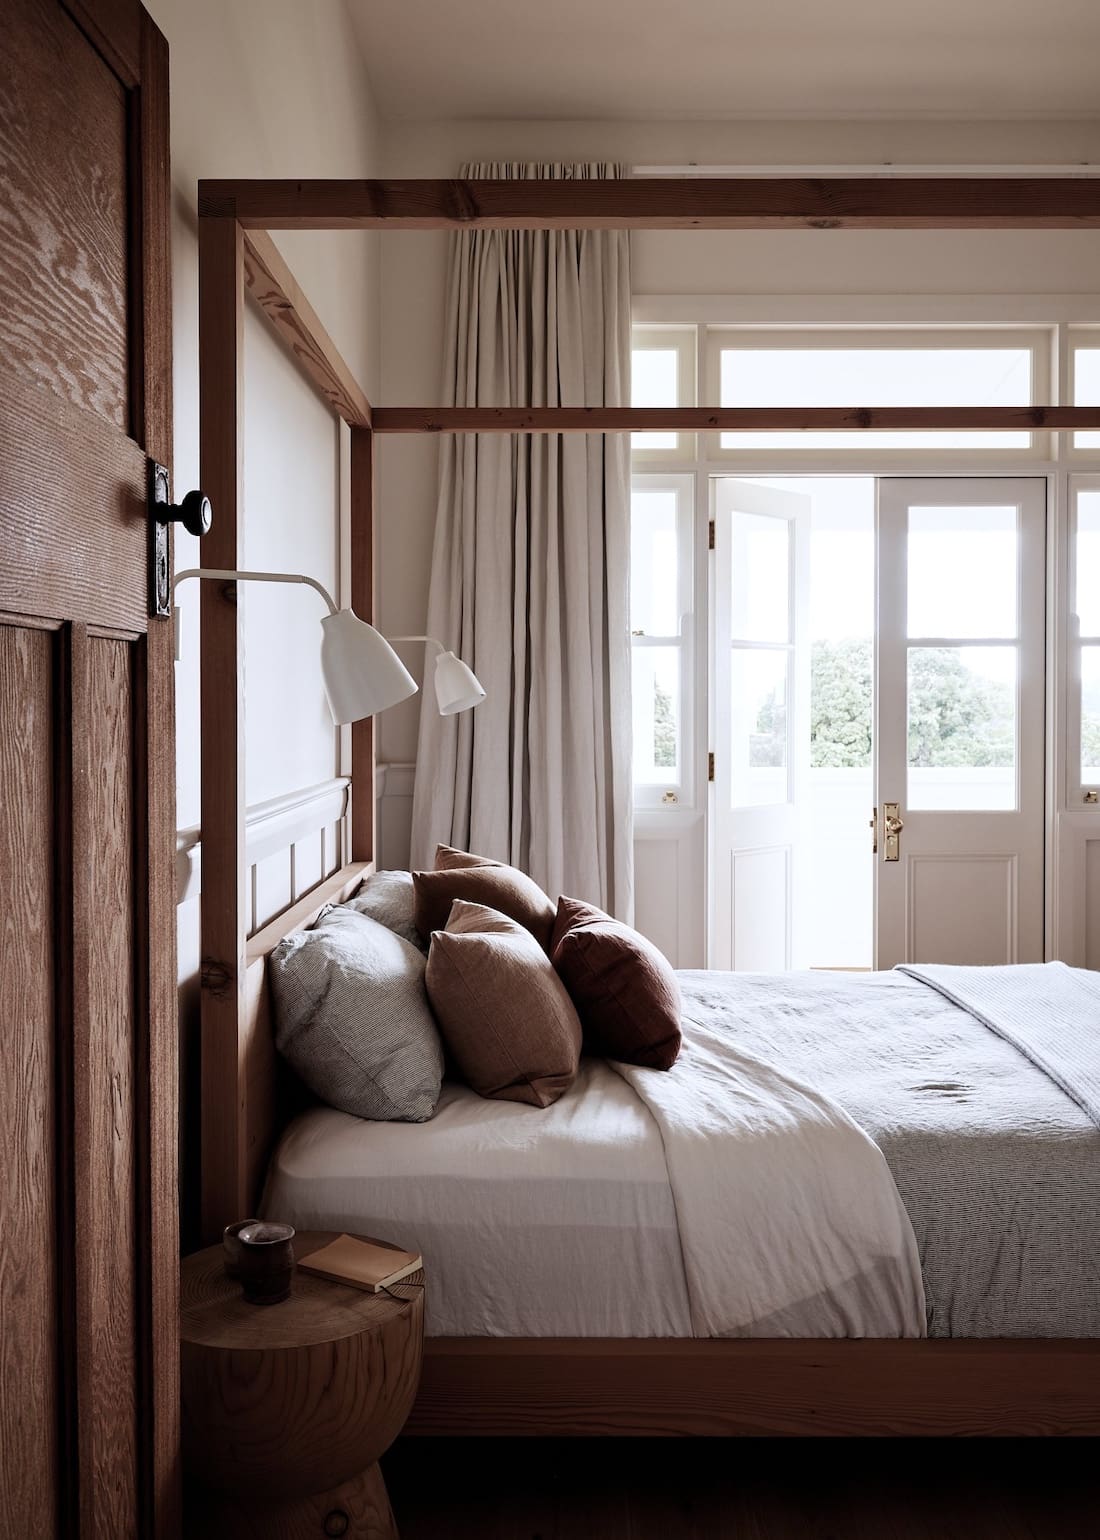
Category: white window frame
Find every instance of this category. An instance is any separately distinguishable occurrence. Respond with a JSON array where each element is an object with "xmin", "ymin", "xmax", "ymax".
[
  {"xmin": 1068, "ymin": 474, "xmax": 1100, "ymax": 805},
  {"xmin": 630, "ymin": 326, "xmax": 696, "ymax": 464},
  {"xmin": 703, "ymin": 326, "xmax": 1053, "ymax": 467},
  {"xmin": 630, "ymin": 472, "xmax": 696, "ymax": 809},
  {"xmin": 1068, "ymin": 326, "xmax": 1100, "ymax": 459}
]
